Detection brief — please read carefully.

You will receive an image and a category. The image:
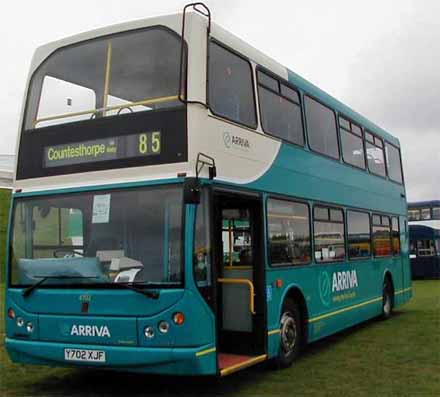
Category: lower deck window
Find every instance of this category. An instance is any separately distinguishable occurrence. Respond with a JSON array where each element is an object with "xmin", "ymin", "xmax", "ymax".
[
  {"xmin": 411, "ymin": 240, "xmax": 437, "ymax": 257},
  {"xmin": 267, "ymin": 199, "xmax": 311, "ymax": 266},
  {"xmin": 372, "ymin": 214, "xmax": 391, "ymax": 256},
  {"xmin": 391, "ymin": 217, "xmax": 401, "ymax": 256},
  {"xmin": 313, "ymin": 206, "xmax": 345, "ymax": 262},
  {"xmin": 347, "ymin": 210, "xmax": 371, "ymax": 259}
]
